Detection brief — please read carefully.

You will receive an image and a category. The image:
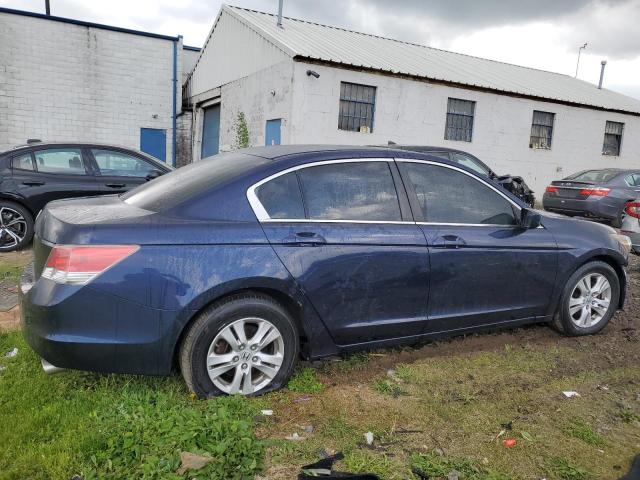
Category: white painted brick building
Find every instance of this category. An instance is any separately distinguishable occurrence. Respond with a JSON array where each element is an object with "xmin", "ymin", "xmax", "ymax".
[
  {"xmin": 0, "ymin": 7, "xmax": 199, "ymax": 165},
  {"xmin": 185, "ymin": 6, "xmax": 640, "ymax": 194}
]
